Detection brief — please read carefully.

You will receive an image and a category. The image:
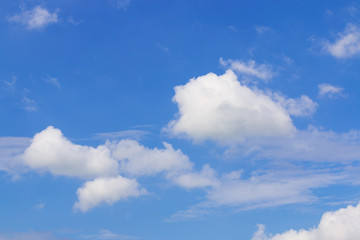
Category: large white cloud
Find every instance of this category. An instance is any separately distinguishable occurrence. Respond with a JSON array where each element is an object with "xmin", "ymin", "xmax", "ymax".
[
  {"xmin": 22, "ymin": 126, "xmax": 119, "ymax": 178},
  {"xmin": 8, "ymin": 6, "xmax": 59, "ymax": 30},
  {"xmin": 324, "ymin": 24, "xmax": 360, "ymax": 59},
  {"xmin": 109, "ymin": 139, "xmax": 193, "ymax": 176},
  {"xmin": 166, "ymin": 70, "xmax": 295, "ymax": 142},
  {"xmin": 252, "ymin": 202, "xmax": 360, "ymax": 240},
  {"xmin": 74, "ymin": 175, "xmax": 147, "ymax": 212}
]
